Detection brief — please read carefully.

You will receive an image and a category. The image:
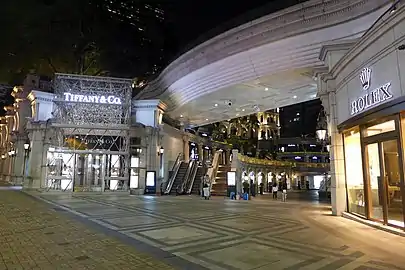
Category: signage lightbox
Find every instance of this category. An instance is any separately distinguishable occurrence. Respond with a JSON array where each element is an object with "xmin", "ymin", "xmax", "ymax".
[
  {"xmin": 227, "ymin": 171, "xmax": 236, "ymax": 186},
  {"xmin": 350, "ymin": 67, "xmax": 393, "ymax": 116}
]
